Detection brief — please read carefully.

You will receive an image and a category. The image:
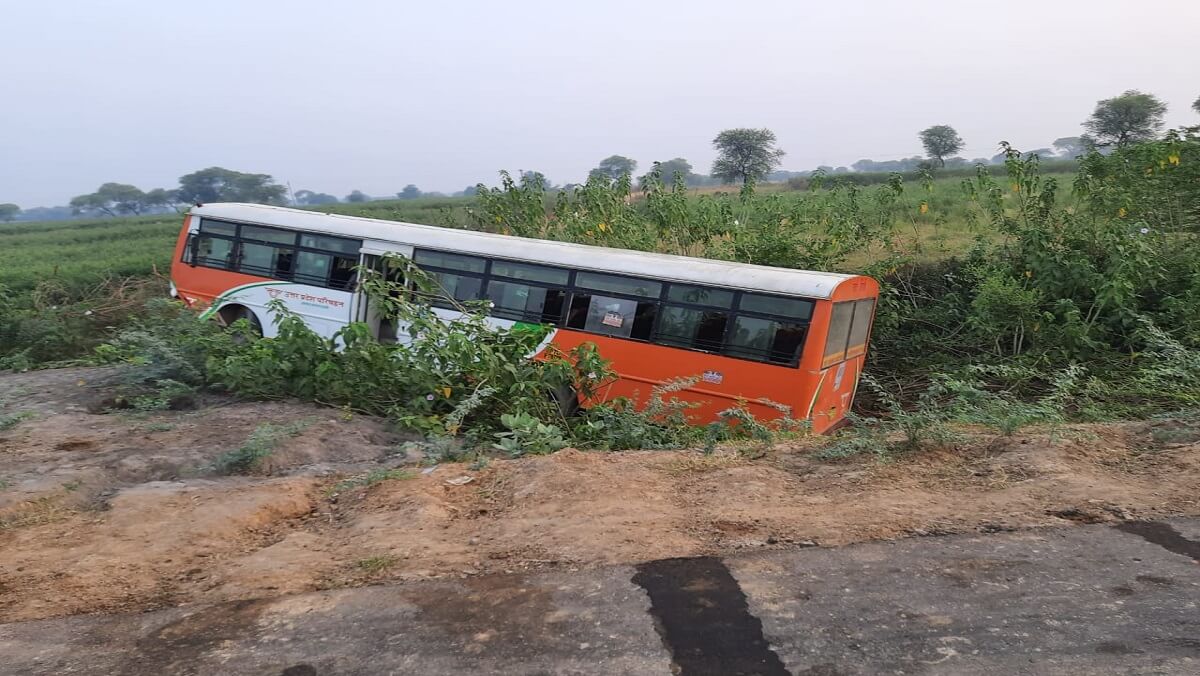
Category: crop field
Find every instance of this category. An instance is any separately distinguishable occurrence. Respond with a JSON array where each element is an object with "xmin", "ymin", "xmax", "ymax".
[
  {"xmin": 0, "ymin": 173, "xmax": 1022, "ymax": 295},
  {"xmin": 0, "ymin": 214, "xmax": 180, "ymax": 293}
]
